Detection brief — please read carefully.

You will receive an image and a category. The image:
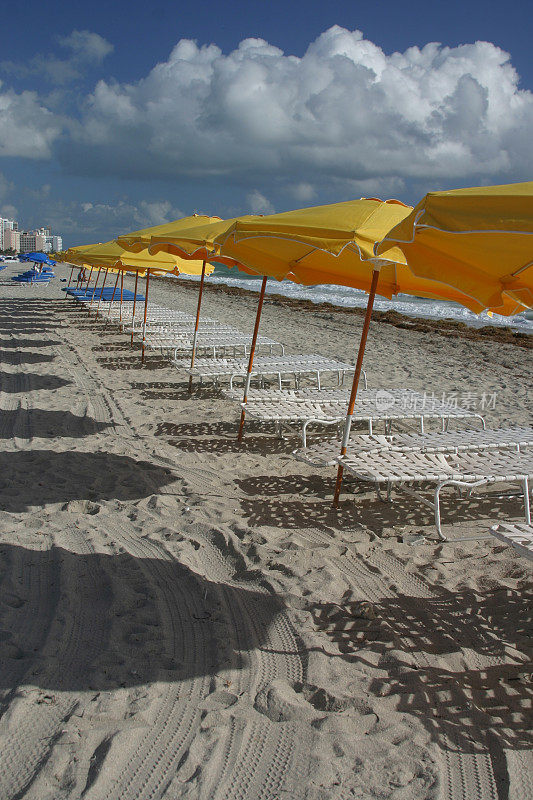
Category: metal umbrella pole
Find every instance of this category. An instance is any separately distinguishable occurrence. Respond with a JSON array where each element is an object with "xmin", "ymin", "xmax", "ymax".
[
  {"xmin": 188, "ymin": 260, "xmax": 207, "ymax": 392},
  {"xmin": 141, "ymin": 269, "xmax": 150, "ymax": 364},
  {"xmin": 333, "ymin": 266, "xmax": 381, "ymax": 506},
  {"xmin": 237, "ymin": 275, "xmax": 268, "ymax": 442}
]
